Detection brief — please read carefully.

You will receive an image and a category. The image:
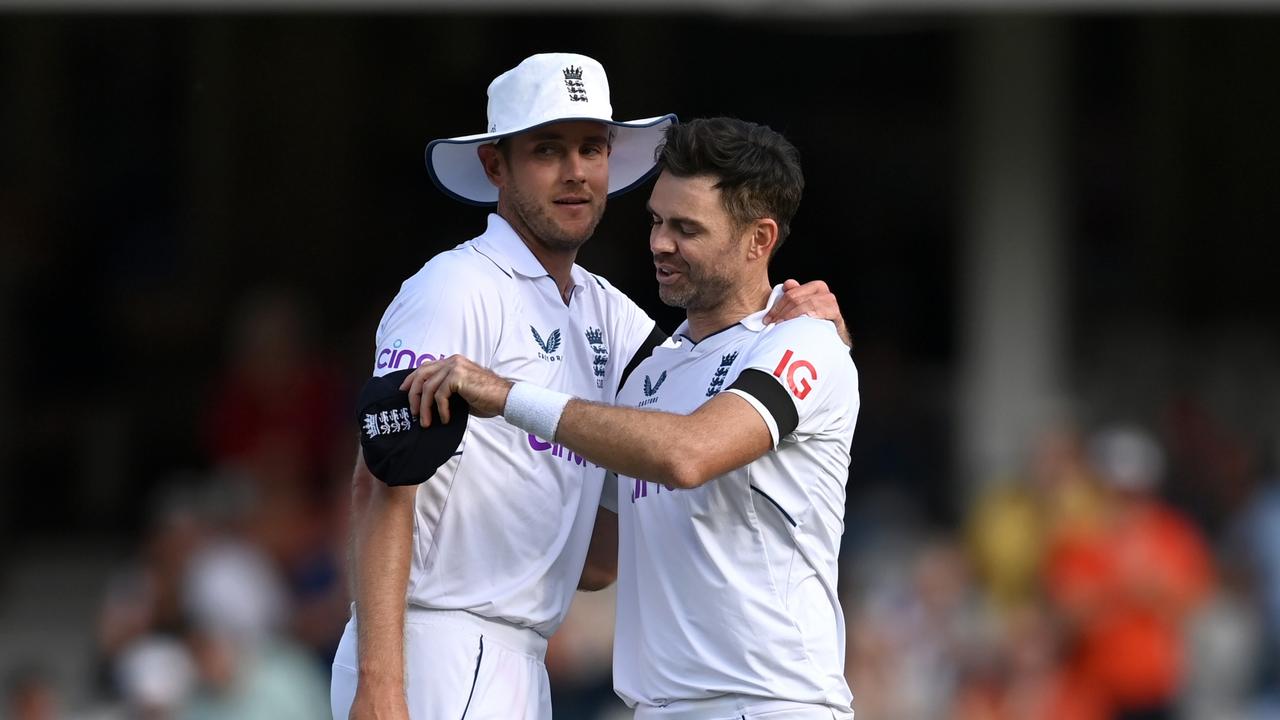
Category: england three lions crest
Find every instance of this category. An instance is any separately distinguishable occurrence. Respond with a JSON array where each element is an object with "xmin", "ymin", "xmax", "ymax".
[
  {"xmin": 563, "ymin": 65, "xmax": 588, "ymax": 102},
  {"xmin": 585, "ymin": 327, "xmax": 609, "ymax": 388}
]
